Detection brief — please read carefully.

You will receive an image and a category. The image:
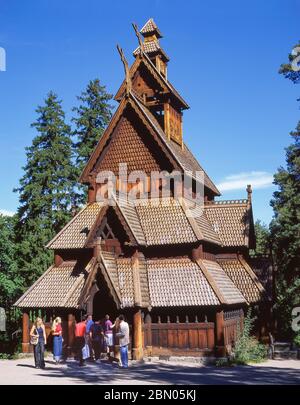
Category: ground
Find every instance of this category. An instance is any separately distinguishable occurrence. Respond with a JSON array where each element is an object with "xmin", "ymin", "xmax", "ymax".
[{"xmin": 0, "ymin": 356, "xmax": 299, "ymax": 385}]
